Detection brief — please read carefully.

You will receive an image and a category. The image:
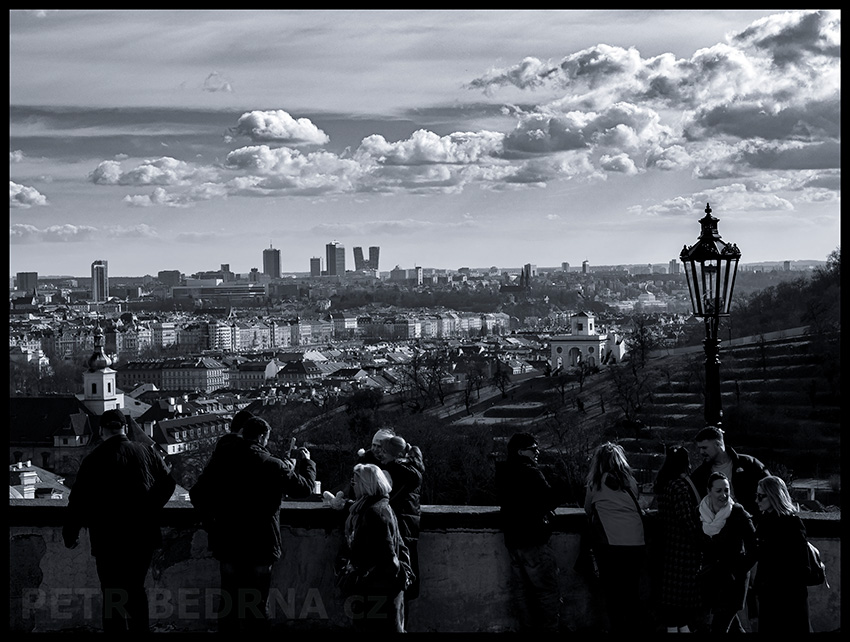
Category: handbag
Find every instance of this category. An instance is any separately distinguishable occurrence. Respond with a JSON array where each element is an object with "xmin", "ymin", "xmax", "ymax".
[
  {"xmin": 335, "ymin": 560, "xmax": 374, "ymax": 597},
  {"xmin": 805, "ymin": 541, "xmax": 829, "ymax": 588}
]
